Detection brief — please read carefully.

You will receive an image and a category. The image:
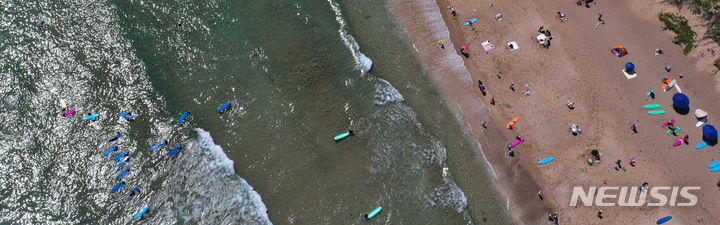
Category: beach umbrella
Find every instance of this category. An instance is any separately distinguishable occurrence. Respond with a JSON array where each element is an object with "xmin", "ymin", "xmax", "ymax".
[
  {"xmin": 625, "ymin": 62, "xmax": 635, "ymax": 74},
  {"xmin": 461, "ymin": 45, "xmax": 468, "ymax": 50},
  {"xmin": 672, "ymin": 93, "xmax": 690, "ymax": 109},
  {"xmin": 695, "ymin": 109, "xmax": 708, "ymax": 119},
  {"xmin": 703, "ymin": 124, "xmax": 718, "ymax": 140}
]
